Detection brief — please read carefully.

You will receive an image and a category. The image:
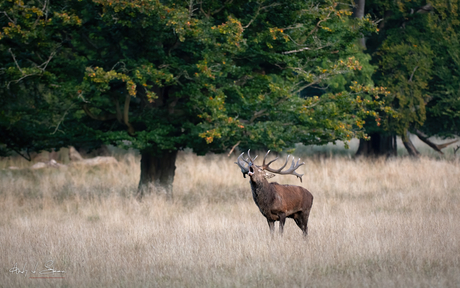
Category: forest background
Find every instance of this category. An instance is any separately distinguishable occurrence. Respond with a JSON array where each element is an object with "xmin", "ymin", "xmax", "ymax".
[
  {"xmin": 2, "ymin": 0, "xmax": 459, "ymax": 196},
  {"xmin": 1, "ymin": 1, "xmax": 460, "ymax": 286}
]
